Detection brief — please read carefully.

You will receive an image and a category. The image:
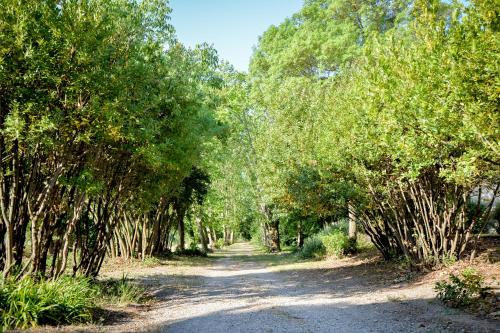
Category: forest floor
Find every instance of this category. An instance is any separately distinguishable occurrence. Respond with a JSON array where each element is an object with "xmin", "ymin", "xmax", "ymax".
[{"xmin": 29, "ymin": 242, "xmax": 499, "ymax": 333}]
